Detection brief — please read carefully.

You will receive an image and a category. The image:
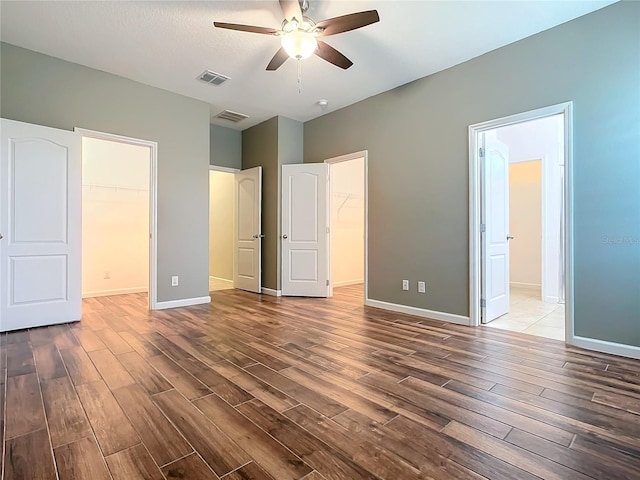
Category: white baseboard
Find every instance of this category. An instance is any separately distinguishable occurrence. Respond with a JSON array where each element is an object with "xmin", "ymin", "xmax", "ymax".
[
  {"xmin": 543, "ymin": 295, "xmax": 560, "ymax": 304},
  {"xmin": 209, "ymin": 276, "xmax": 233, "ymax": 284},
  {"xmin": 333, "ymin": 279, "xmax": 364, "ymax": 287},
  {"xmin": 83, "ymin": 287, "xmax": 147, "ymax": 298},
  {"xmin": 510, "ymin": 282, "xmax": 541, "ymax": 289},
  {"xmin": 568, "ymin": 335, "xmax": 640, "ymax": 360},
  {"xmin": 154, "ymin": 296, "xmax": 211, "ymax": 310},
  {"xmin": 261, "ymin": 288, "xmax": 282, "ymax": 297},
  {"xmin": 365, "ymin": 298, "xmax": 470, "ymax": 326}
]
